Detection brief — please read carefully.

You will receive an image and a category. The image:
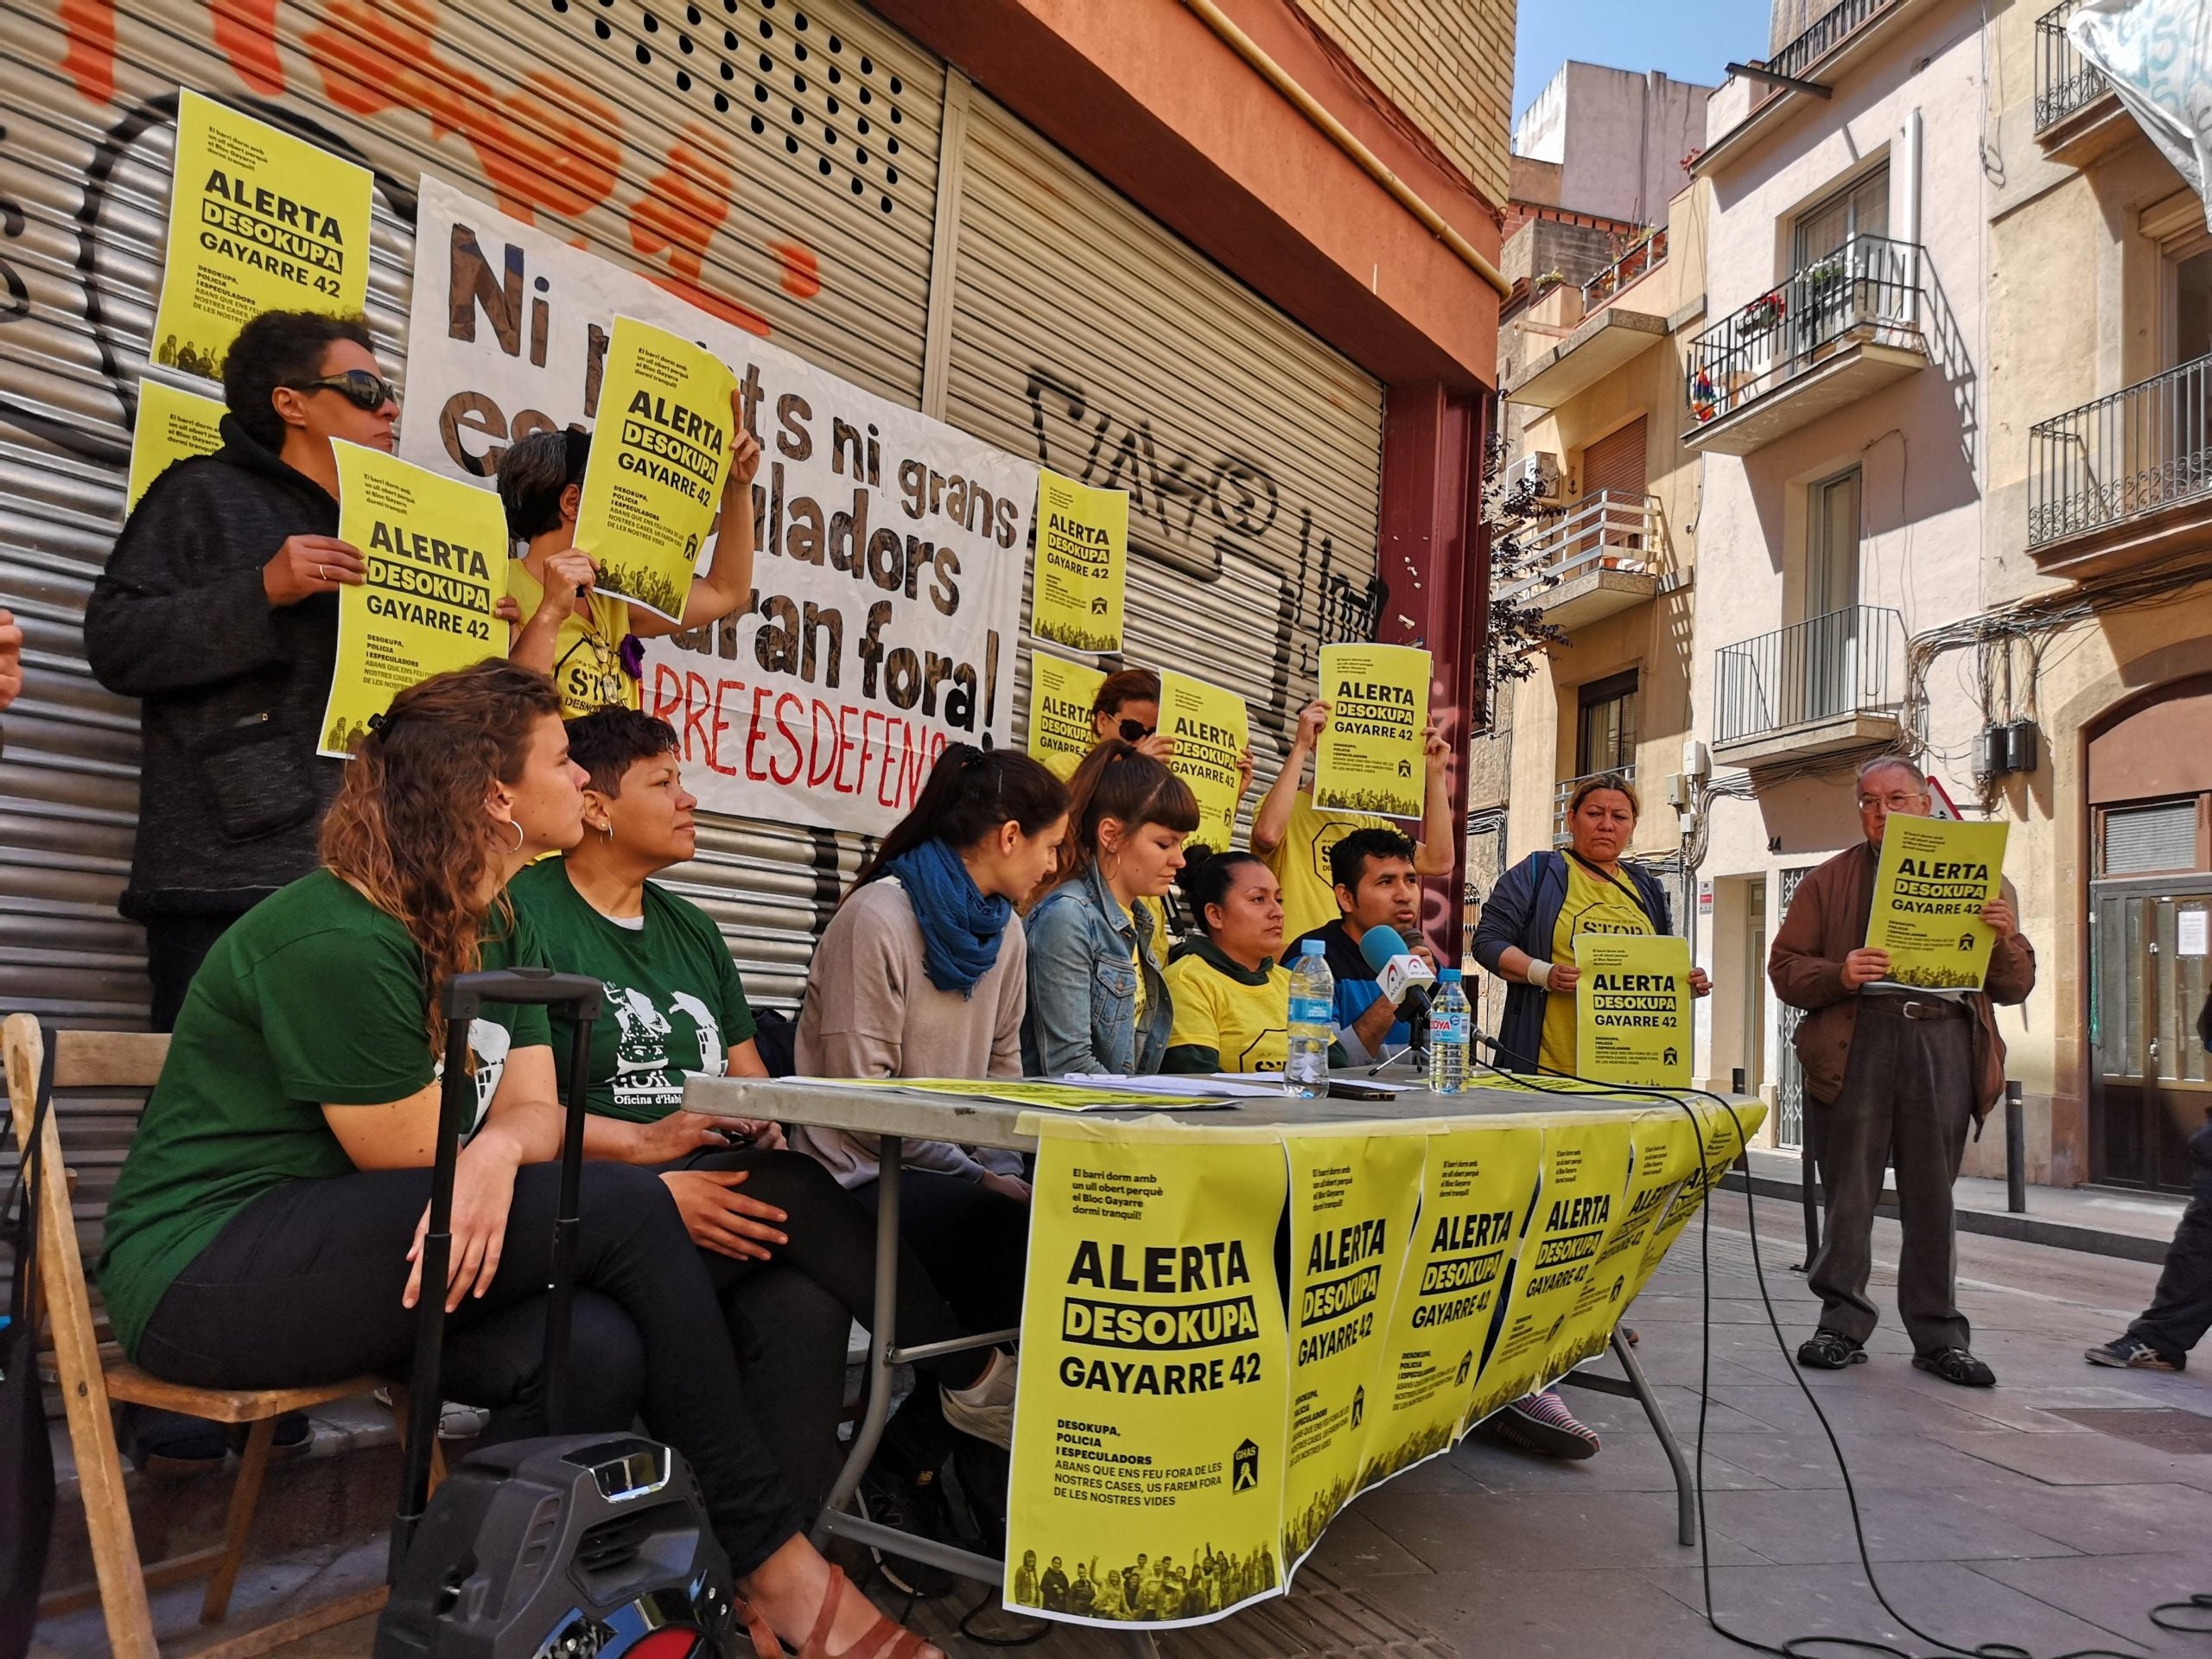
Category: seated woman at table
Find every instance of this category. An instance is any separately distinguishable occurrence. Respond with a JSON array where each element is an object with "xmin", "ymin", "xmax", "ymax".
[
  {"xmin": 1022, "ymin": 741, "xmax": 1196, "ymax": 1077},
  {"xmin": 1161, "ymin": 847, "xmax": 1344, "ymax": 1076},
  {"xmin": 508, "ymin": 709, "xmax": 1020, "ymax": 1511},
  {"xmin": 95, "ymin": 661, "xmax": 938, "ymax": 1659}
]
